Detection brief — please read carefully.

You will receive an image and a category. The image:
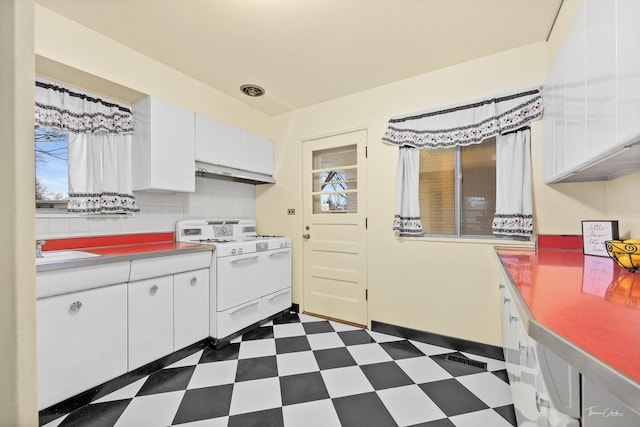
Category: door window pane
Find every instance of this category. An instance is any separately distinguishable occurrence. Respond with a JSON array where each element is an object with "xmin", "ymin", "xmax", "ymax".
[{"xmin": 312, "ymin": 145, "xmax": 357, "ymax": 214}]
